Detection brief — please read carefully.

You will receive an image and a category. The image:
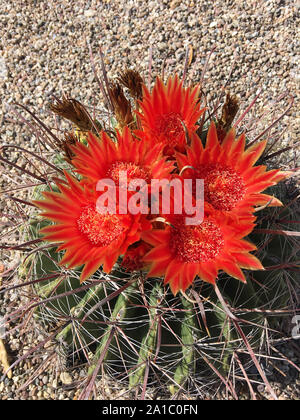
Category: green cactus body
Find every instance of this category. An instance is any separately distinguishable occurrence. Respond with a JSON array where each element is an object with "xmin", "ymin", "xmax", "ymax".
[
  {"xmin": 129, "ymin": 282, "xmax": 162, "ymax": 388},
  {"xmin": 87, "ymin": 283, "xmax": 142, "ymax": 376},
  {"xmin": 56, "ymin": 282, "xmax": 106, "ymax": 346},
  {"xmin": 170, "ymin": 296, "xmax": 199, "ymax": 394}
]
